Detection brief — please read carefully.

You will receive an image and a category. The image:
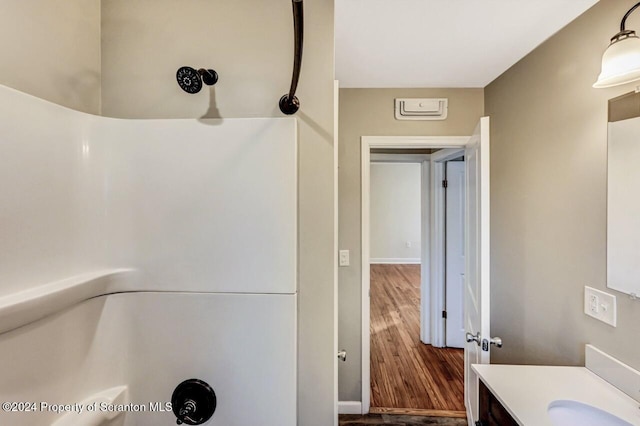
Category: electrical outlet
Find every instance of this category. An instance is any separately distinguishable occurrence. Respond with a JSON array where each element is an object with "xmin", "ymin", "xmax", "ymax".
[
  {"xmin": 584, "ymin": 286, "xmax": 617, "ymax": 327},
  {"xmin": 339, "ymin": 250, "xmax": 350, "ymax": 267},
  {"xmin": 589, "ymin": 294, "xmax": 599, "ymax": 314}
]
